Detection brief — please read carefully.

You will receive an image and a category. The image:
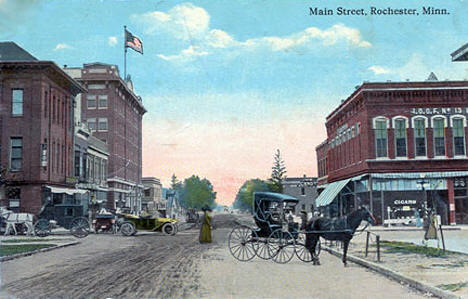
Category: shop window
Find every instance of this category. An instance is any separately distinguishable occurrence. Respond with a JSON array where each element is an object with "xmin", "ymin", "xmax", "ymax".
[
  {"xmin": 12, "ymin": 89, "xmax": 23, "ymax": 116},
  {"xmin": 433, "ymin": 118, "xmax": 445, "ymax": 156},
  {"xmin": 394, "ymin": 119, "xmax": 407, "ymax": 157},
  {"xmin": 453, "ymin": 118, "xmax": 466, "ymax": 156},
  {"xmin": 374, "ymin": 119, "xmax": 387, "ymax": 157},
  {"xmin": 10, "ymin": 137, "xmax": 23, "ymax": 171},
  {"xmin": 414, "ymin": 119, "xmax": 426, "ymax": 156}
]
